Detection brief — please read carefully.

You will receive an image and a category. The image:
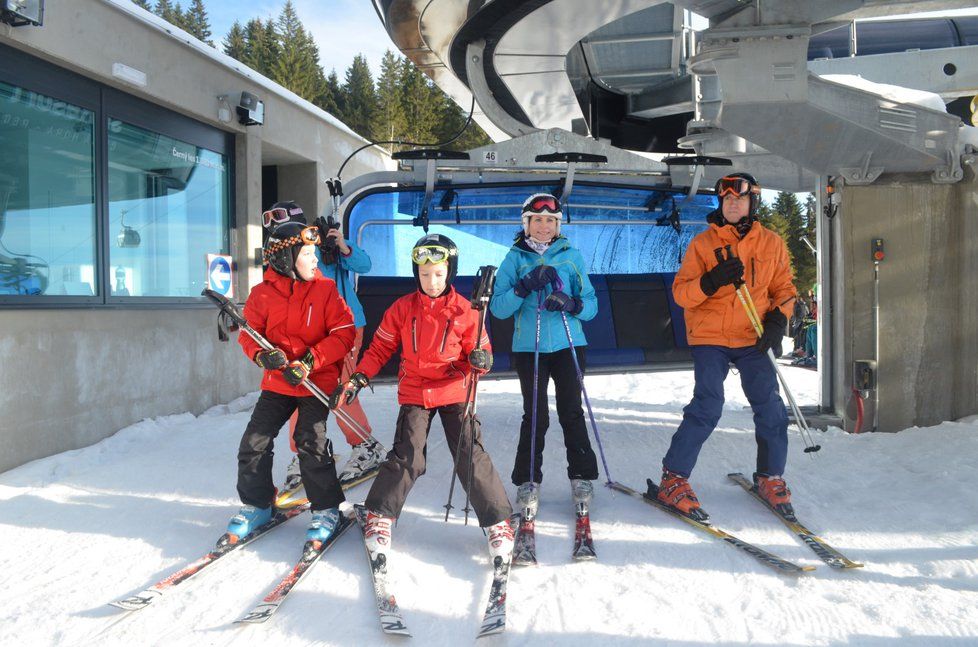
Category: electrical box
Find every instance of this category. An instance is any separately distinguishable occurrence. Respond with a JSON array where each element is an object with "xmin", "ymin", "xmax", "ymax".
[
  {"xmin": 854, "ymin": 359, "xmax": 877, "ymax": 391},
  {"xmin": 871, "ymin": 238, "xmax": 885, "ymax": 262}
]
